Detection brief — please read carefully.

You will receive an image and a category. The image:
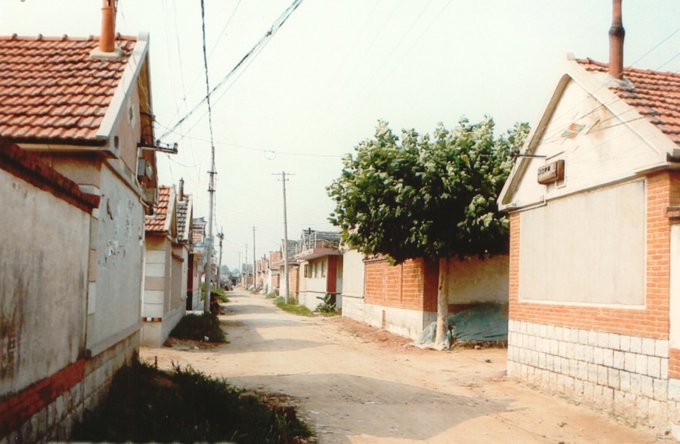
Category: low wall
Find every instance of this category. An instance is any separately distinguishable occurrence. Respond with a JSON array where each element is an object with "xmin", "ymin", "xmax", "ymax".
[{"xmin": 363, "ymin": 303, "xmax": 437, "ymax": 340}]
